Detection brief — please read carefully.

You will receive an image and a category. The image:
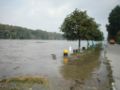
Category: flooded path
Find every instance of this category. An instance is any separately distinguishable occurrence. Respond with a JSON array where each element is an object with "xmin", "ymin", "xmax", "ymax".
[{"xmin": 0, "ymin": 40, "xmax": 111, "ymax": 90}]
